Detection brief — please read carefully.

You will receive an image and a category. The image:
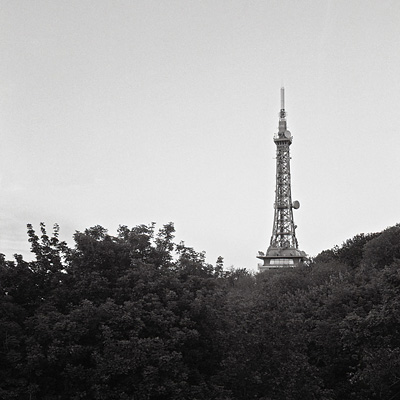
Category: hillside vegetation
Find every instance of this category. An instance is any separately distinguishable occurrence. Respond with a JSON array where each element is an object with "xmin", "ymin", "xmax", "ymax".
[{"xmin": 1, "ymin": 223, "xmax": 400, "ymax": 400}]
